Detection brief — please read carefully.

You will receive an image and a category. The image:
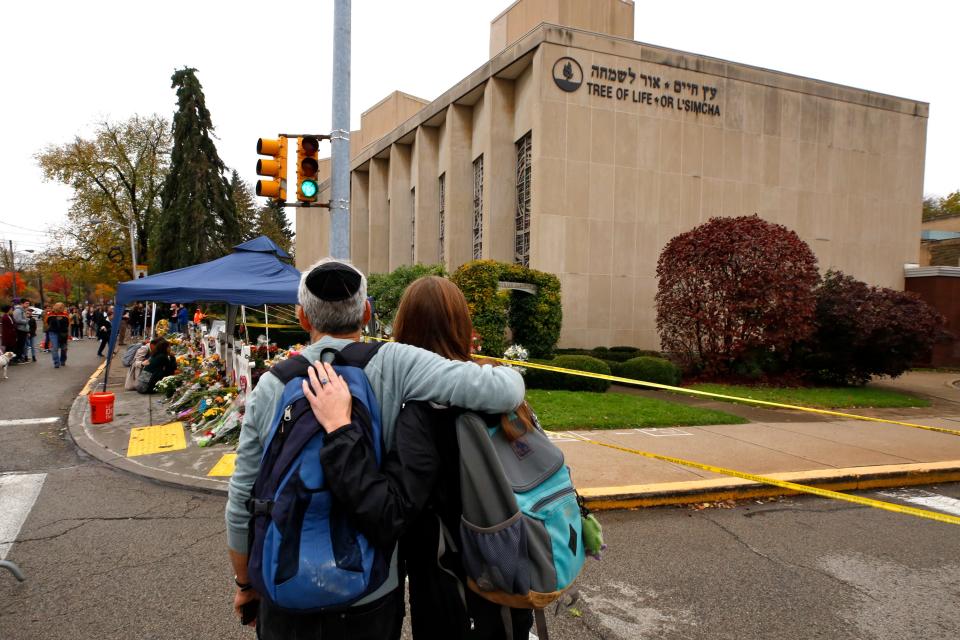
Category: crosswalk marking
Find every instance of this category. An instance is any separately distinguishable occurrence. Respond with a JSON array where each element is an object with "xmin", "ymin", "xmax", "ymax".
[
  {"xmin": 0, "ymin": 417, "xmax": 59, "ymax": 427},
  {"xmin": 878, "ymin": 489, "xmax": 960, "ymax": 518},
  {"xmin": 0, "ymin": 473, "xmax": 46, "ymax": 560}
]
